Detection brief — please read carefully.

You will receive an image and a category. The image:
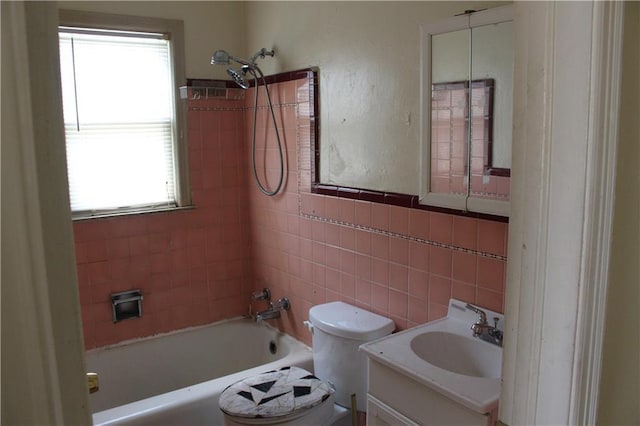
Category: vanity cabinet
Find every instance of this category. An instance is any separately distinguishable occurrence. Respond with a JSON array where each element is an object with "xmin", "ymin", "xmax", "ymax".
[
  {"xmin": 366, "ymin": 358, "xmax": 494, "ymax": 426},
  {"xmin": 367, "ymin": 395, "xmax": 419, "ymax": 426}
]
